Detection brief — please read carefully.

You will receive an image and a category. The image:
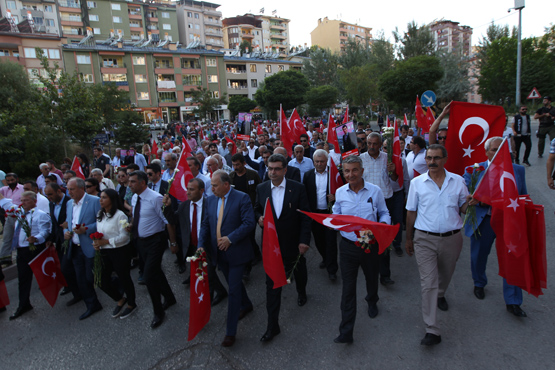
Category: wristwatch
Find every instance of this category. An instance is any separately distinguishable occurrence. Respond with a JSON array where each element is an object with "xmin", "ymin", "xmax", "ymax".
[{"xmin": 170, "ymin": 242, "xmax": 177, "ymax": 247}]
